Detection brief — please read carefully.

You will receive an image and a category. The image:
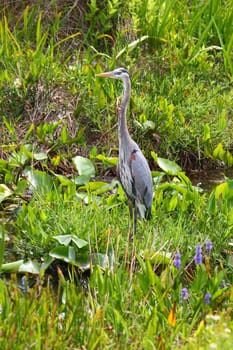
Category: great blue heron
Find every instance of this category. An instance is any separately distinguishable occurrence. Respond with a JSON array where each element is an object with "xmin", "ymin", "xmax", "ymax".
[{"xmin": 96, "ymin": 68, "xmax": 153, "ymax": 234}]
